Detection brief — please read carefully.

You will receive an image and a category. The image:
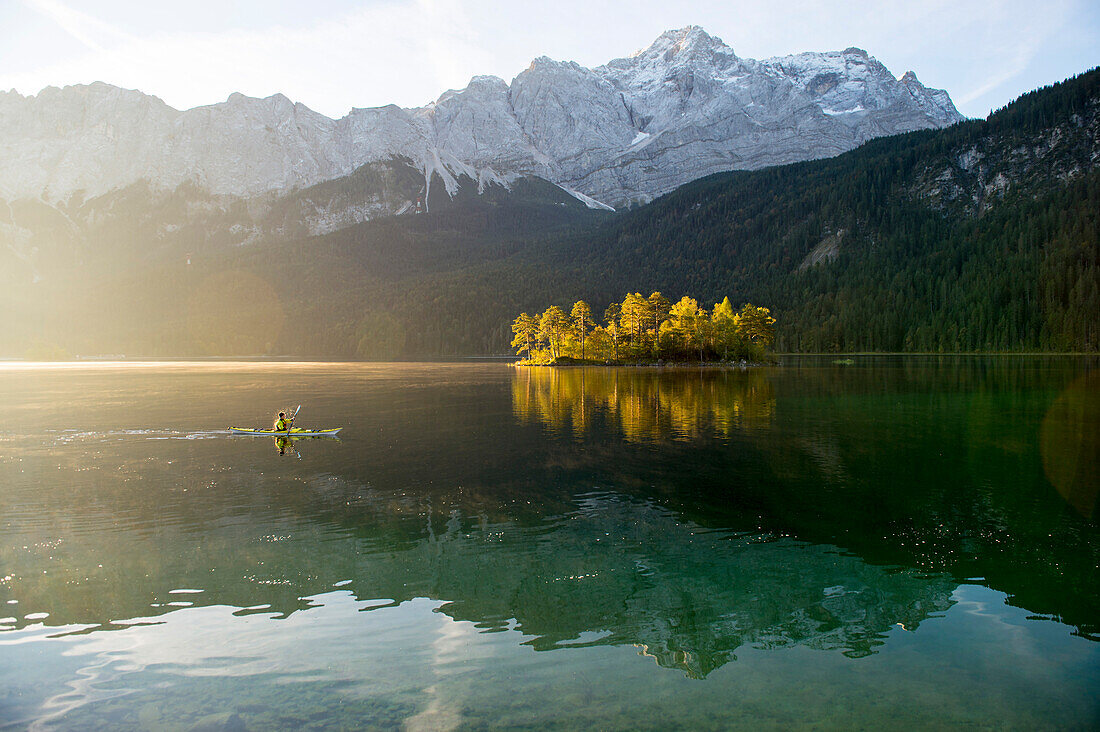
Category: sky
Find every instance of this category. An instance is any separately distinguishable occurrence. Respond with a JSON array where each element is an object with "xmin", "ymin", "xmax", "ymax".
[{"xmin": 1, "ymin": 0, "xmax": 1097, "ymax": 120}]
